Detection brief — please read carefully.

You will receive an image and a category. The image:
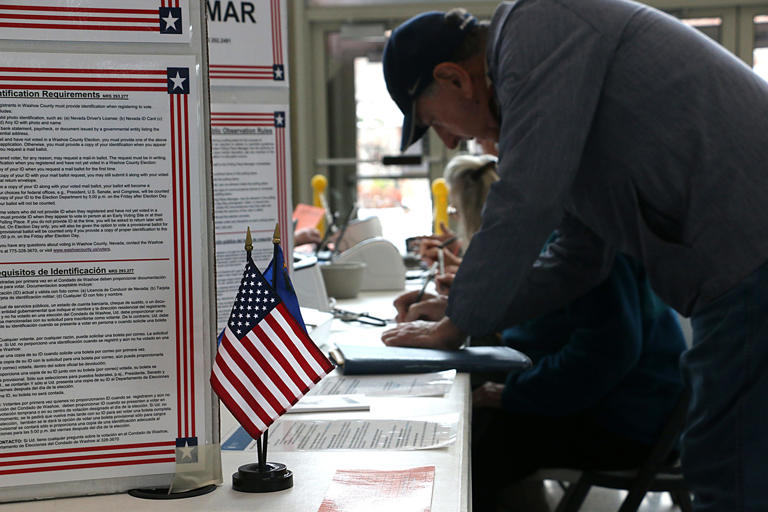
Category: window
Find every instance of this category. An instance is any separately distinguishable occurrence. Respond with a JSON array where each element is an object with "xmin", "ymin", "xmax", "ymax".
[
  {"xmin": 753, "ymin": 15, "xmax": 768, "ymax": 80},
  {"xmin": 354, "ymin": 56, "xmax": 431, "ymax": 253},
  {"xmin": 679, "ymin": 16, "xmax": 722, "ymax": 42}
]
